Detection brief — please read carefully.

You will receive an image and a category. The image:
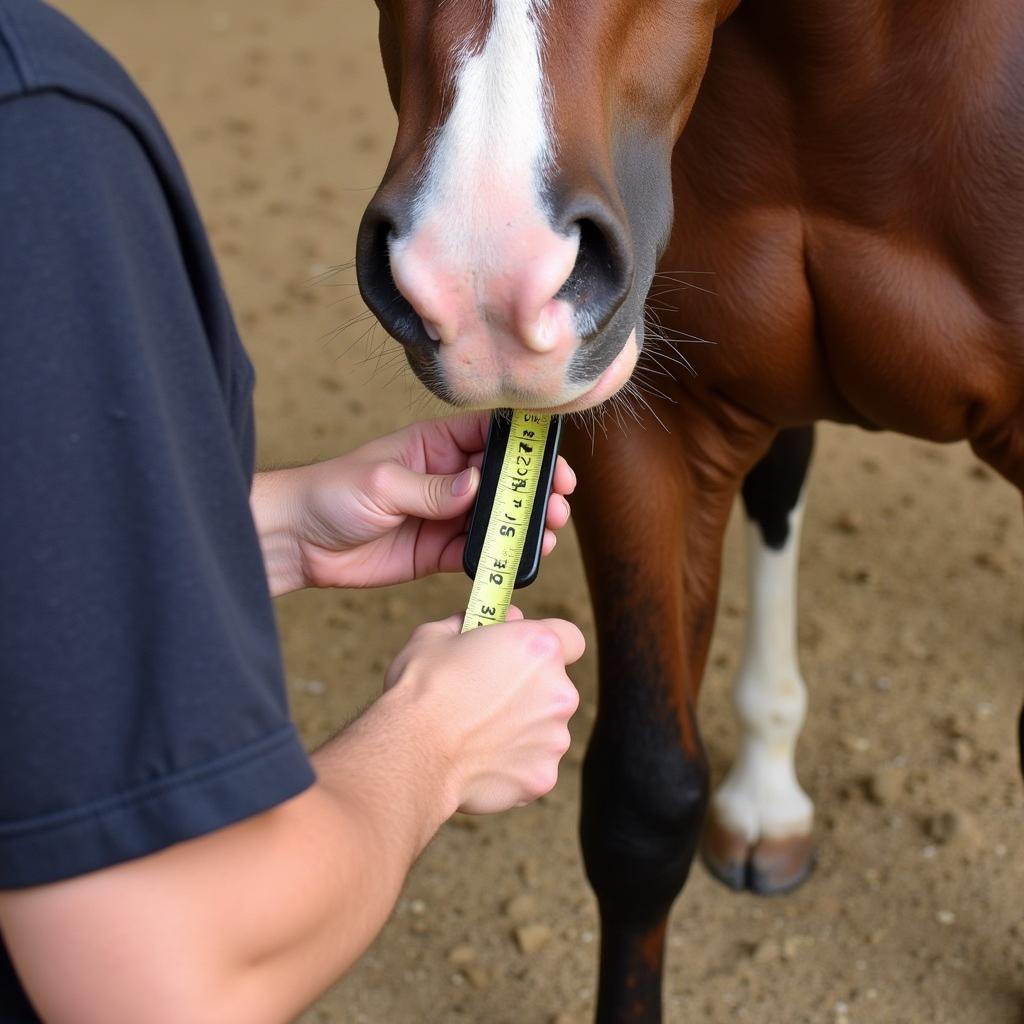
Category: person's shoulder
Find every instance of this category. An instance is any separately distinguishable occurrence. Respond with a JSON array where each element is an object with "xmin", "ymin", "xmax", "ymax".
[{"xmin": 0, "ymin": 0, "xmax": 146, "ymax": 116}]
